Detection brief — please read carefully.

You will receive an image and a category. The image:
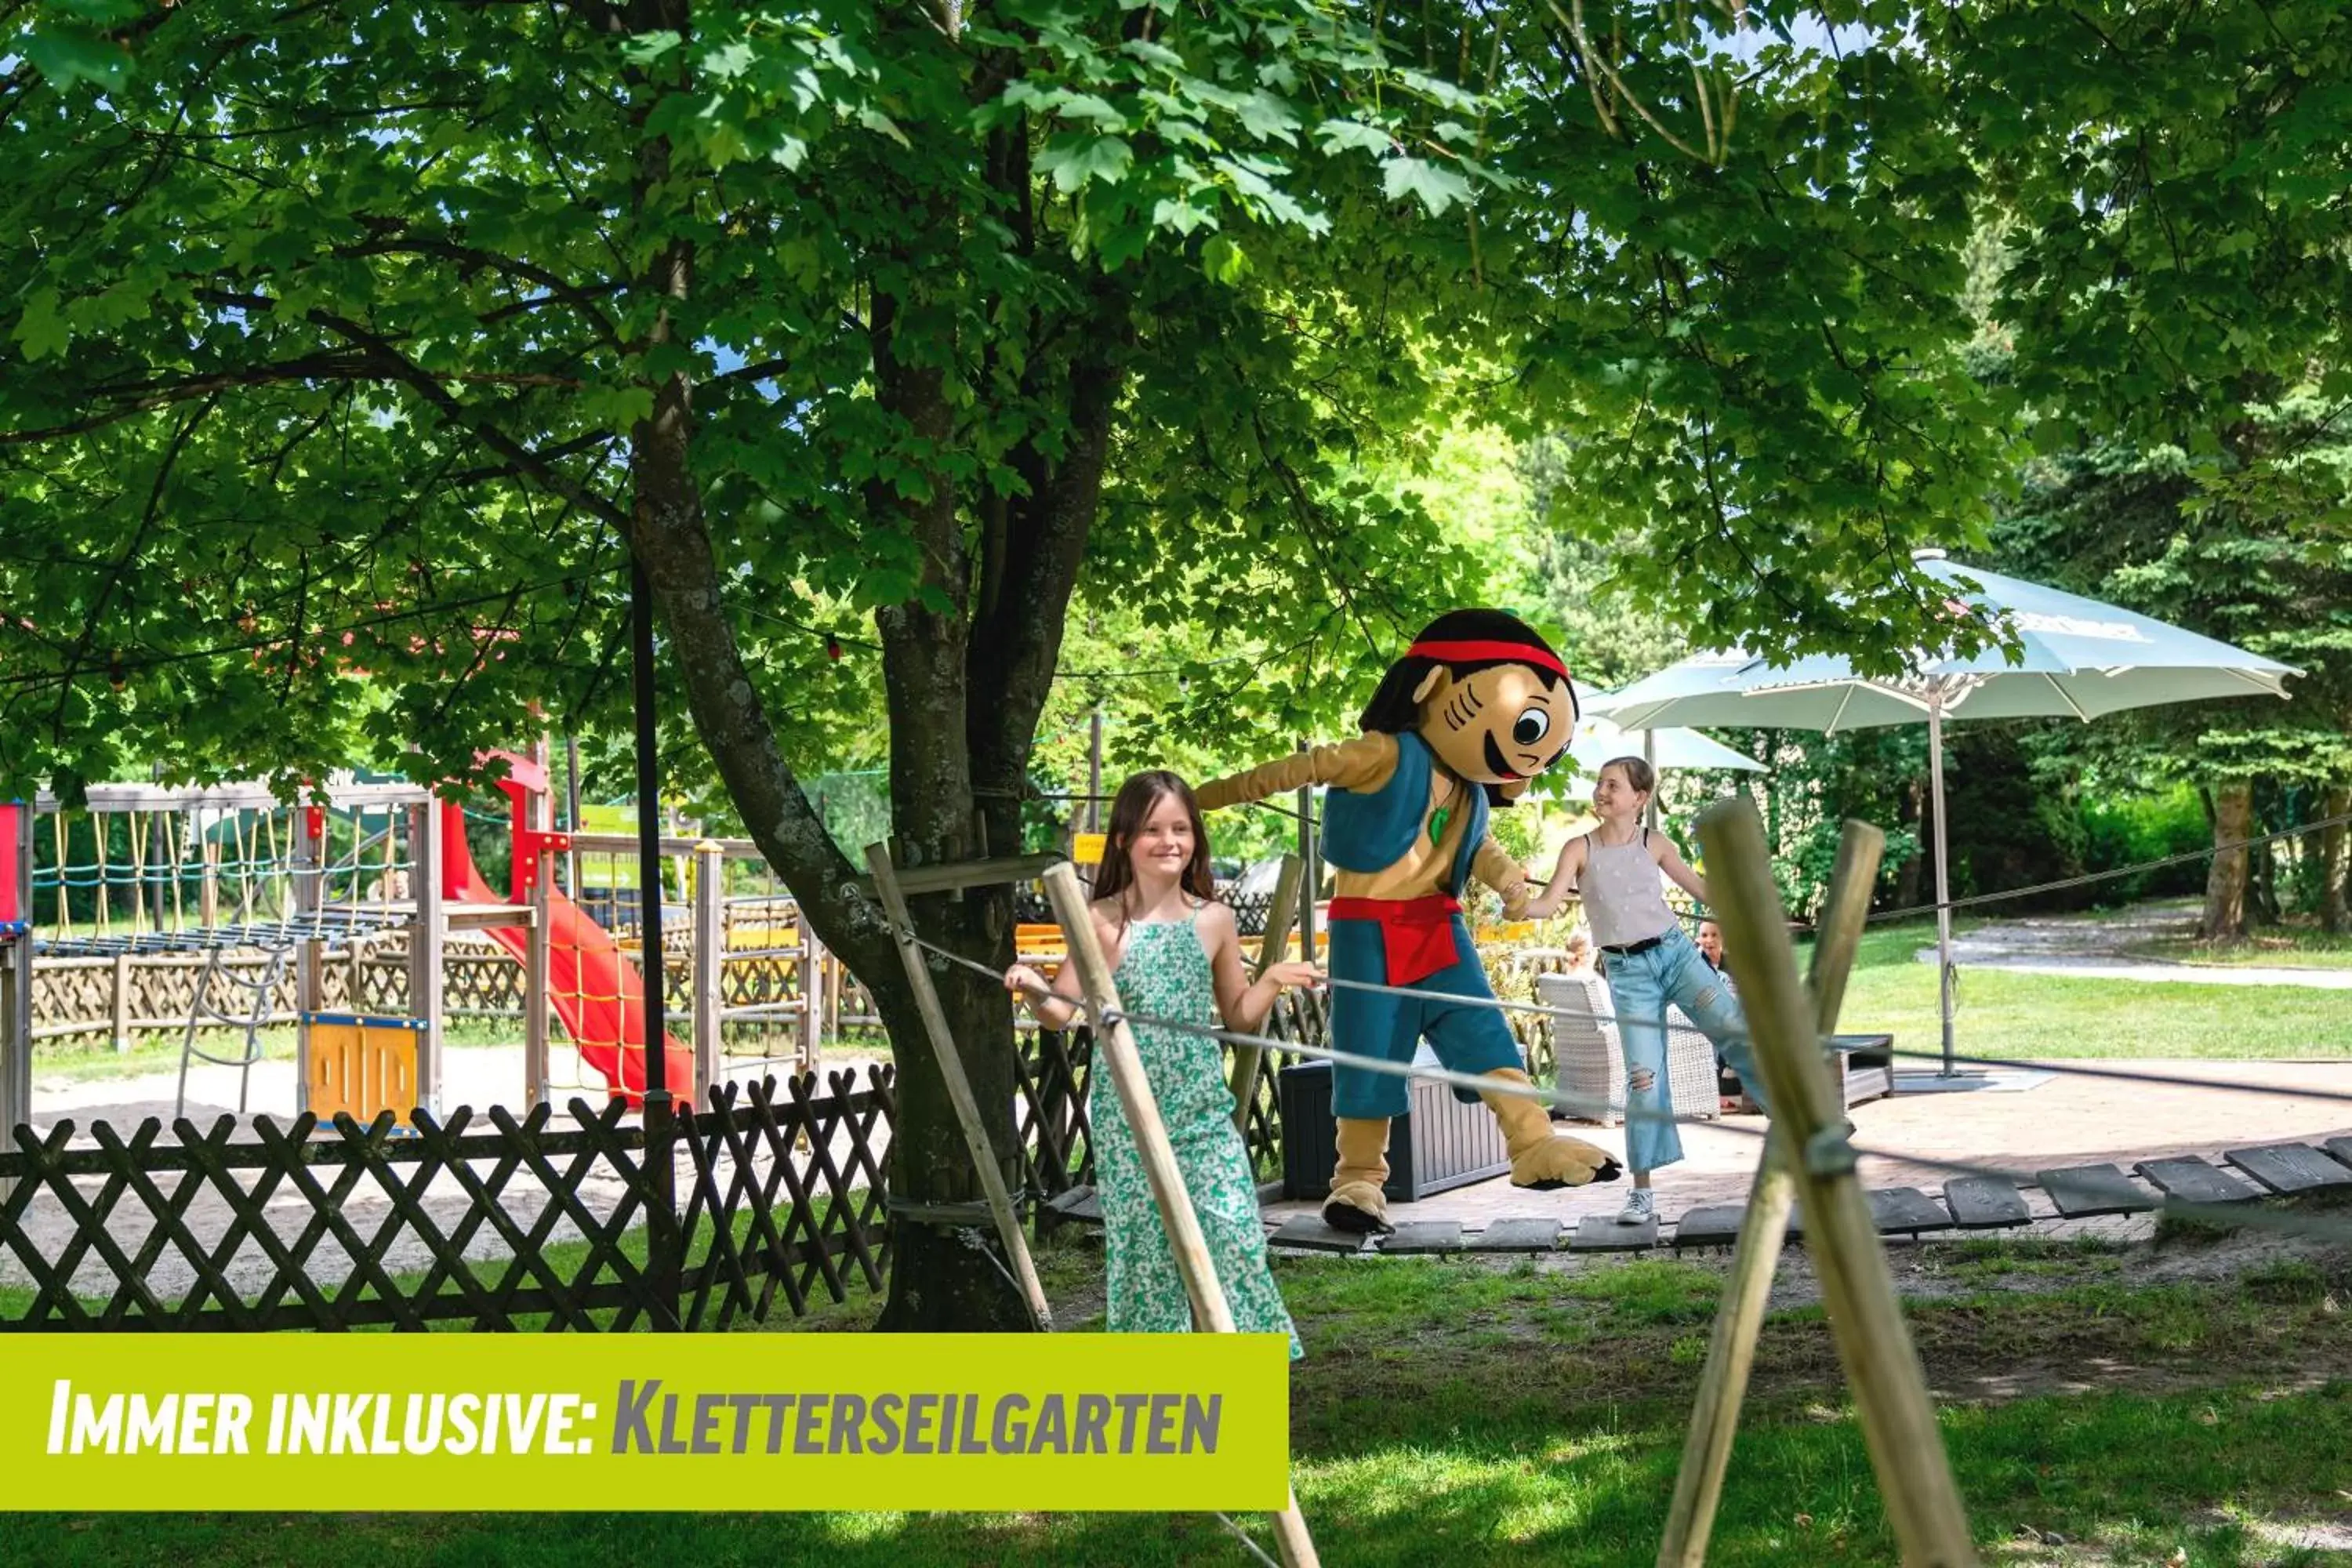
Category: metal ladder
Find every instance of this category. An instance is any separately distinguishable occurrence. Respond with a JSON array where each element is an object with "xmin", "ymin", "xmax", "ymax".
[{"xmin": 175, "ymin": 935, "xmax": 296, "ymax": 1119}]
